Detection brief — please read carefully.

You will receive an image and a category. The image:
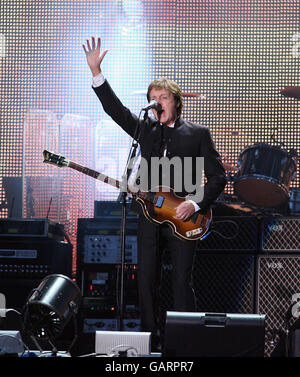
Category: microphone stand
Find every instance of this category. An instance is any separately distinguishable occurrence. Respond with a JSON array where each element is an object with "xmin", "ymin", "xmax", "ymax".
[{"xmin": 117, "ymin": 108, "xmax": 148, "ymax": 331}]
